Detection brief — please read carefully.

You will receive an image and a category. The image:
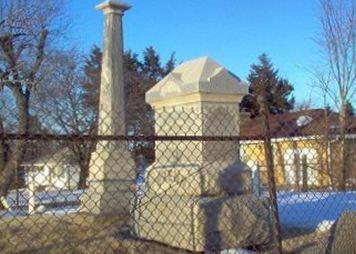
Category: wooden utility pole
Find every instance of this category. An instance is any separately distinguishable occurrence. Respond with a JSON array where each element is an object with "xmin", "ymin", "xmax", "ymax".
[{"xmin": 258, "ymin": 95, "xmax": 283, "ymax": 254}]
